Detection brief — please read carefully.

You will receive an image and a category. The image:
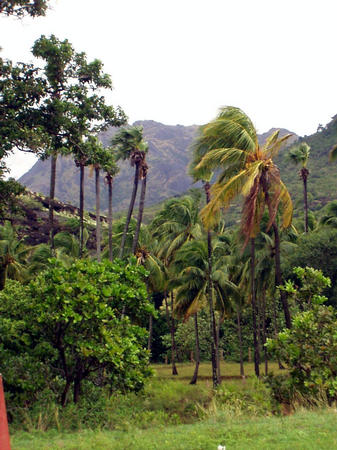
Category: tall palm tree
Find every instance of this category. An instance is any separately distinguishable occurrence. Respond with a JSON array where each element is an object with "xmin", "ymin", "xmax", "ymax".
[
  {"xmin": 196, "ymin": 106, "xmax": 293, "ymax": 329},
  {"xmin": 111, "ymin": 126, "xmax": 148, "ymax": 258},
  {"xmin": 287, "ymin": 142, "xmax": 310, "ymax": 232}
]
